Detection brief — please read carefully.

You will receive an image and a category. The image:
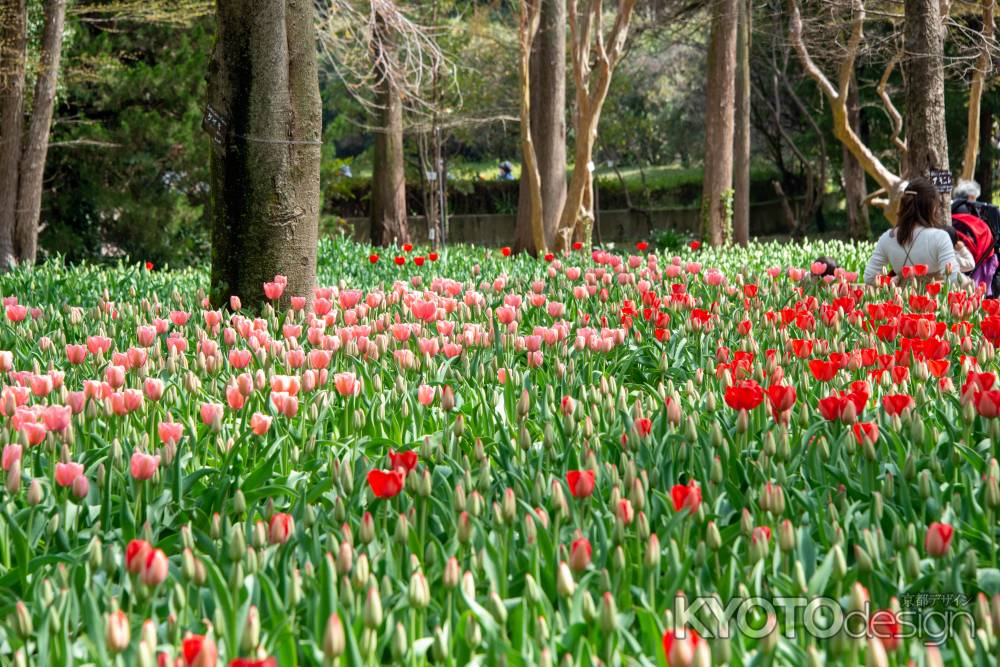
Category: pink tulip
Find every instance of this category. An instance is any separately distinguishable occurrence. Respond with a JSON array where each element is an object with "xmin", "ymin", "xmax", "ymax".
[
  {"xmin": 143, "ymin": 378, "xmax": 164, "ymax": 401},
  {"xmin": 105, "ymin": 365, "xmax": 126, "ymax": 389},
  {"xmin": 137, "ymin": 325, "xmax": 156, "ymax": 347},
  {"xmin": 20, "ymin": 422, "xmax": 47, "ymax": 446},
  {"xmin": 55, "ymin": 461, "xmax": 84, "ymax": 487},
  {"xmin": 130, "ymin": 452, "xmax": 160, "ymax": 481},
  {"xmin": 417, "ymin": 384, "xmax": 436, "ymax": 406},
  {"xmin": 140, "ymin": 548, "xmax": 168, "ymax": 586},
  {"xmin": 169, "ymin": 310, "xmax": 190, "ymax": 326},
  {"xmin": 250, "ymin": 412, "xmax": 272, "ymax": 435},
  {"xmin": 158, "ymin": 420, "xmax": 184, "ymax": 444},
  {"xmin": 226, "ymin": 385, "xmax": 246, "ymax": 410},
  {"xmin": 229, "ymin": 349, "xmax": 252, "ymax": 369},
  {"xmin": 66, "ymin": 391, "xmax": 87, "ymax": 415},
  {"xmin": 42, "ymin": 405, "xmax": 71, "ymax": 432},
  {"xmin": 200, "ymin": 402, "xmax": 224, "ymax": 428},
  {"xmin": 263, "ymin": 281, "xmax": 284, "ymax": 300},
  {"xmin": 2, "ymin": 444, "xmax": 21, "ymax": 471},
  {"xmin": 334, "ymin": 372, "xmax": 359, "ymax": 397},
  {"xmin": 65, "ymin": 344, "xmax": 87, "ymax": 364}
]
